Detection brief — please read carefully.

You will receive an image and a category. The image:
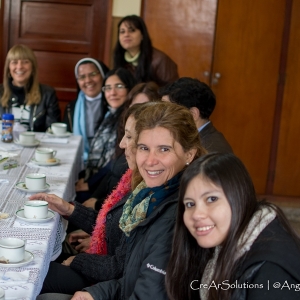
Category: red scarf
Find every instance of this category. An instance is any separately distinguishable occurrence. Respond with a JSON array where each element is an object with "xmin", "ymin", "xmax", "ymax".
[{"xmin": 87, "ymin": 169, "xmax": 132, "ymax": 255}]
